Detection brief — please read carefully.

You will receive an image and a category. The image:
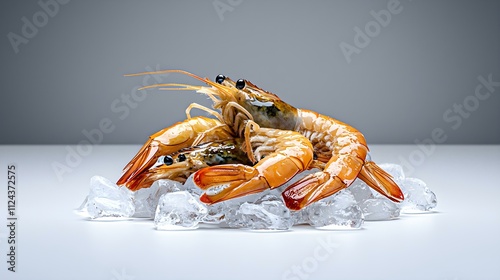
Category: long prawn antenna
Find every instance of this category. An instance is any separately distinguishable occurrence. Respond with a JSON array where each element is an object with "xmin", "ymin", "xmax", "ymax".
[
  {"xmin": 125, "ymin": 69, "xmax": 237, "ymax": 104},
  {"xmin": 138, "ymin": 83, "xmax": 201, "ymax": 91}
]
